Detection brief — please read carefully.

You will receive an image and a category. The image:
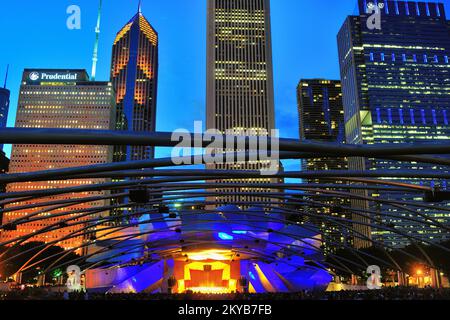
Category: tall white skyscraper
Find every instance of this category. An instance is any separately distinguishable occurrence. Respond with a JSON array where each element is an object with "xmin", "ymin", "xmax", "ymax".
[{"xmin": 206, "ymin": 0, "xmax": 279, "ymax": 208}]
